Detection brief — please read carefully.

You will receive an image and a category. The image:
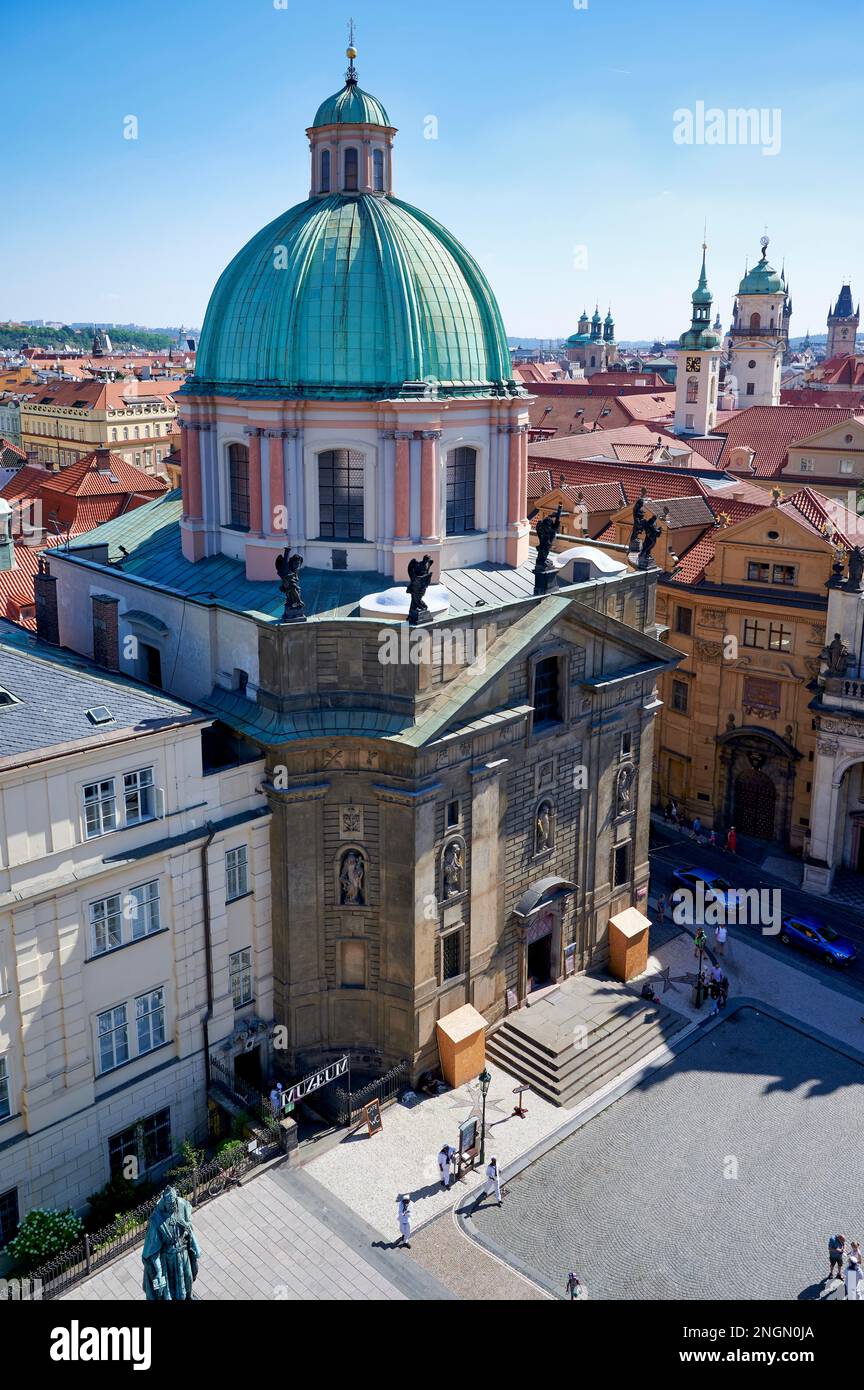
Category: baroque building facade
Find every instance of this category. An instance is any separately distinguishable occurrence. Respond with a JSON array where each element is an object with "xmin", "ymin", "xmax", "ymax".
[{"xmin": 42, "ymin": 51, "xmax": 676, "ymax": 1092}]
